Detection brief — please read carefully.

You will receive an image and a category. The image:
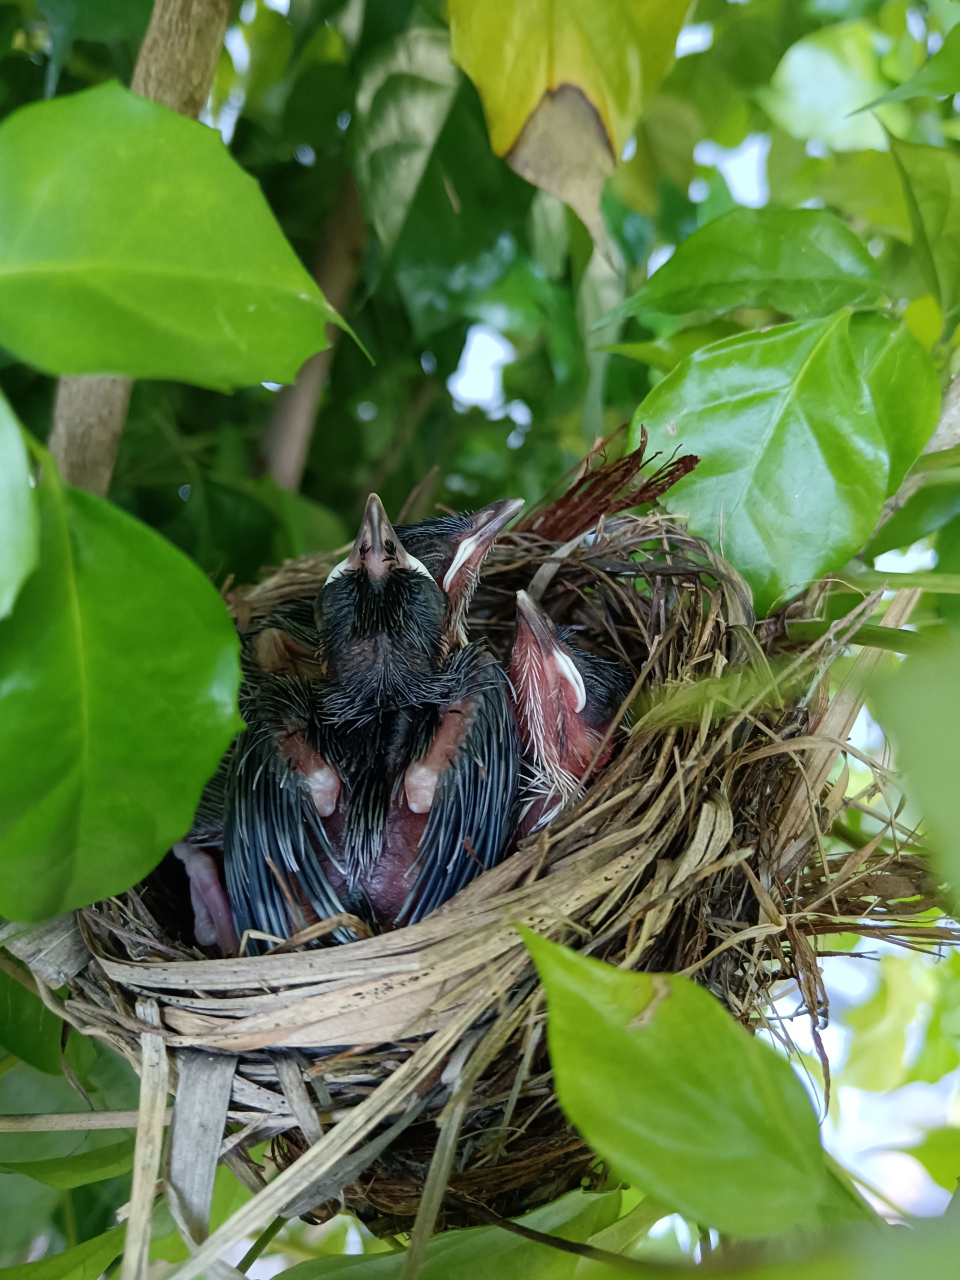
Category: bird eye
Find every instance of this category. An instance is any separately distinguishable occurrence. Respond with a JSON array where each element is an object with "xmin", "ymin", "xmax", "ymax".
[{"xmin": 324, "ymin": 558, "xmax": 350, "ymax": 586}]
